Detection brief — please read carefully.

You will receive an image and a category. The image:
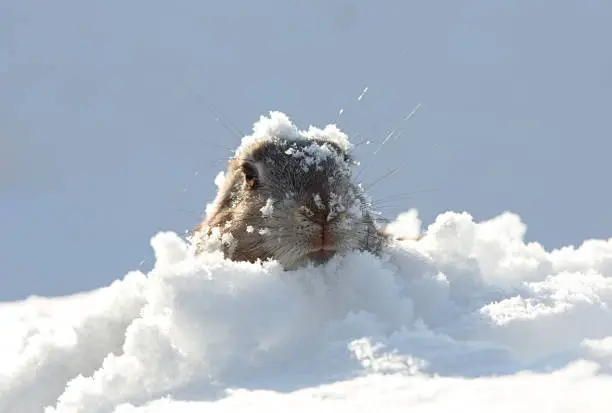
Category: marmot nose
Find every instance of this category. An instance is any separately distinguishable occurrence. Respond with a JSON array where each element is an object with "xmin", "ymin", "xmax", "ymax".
[
  {"xmin": 310, "ymin": 222, "xmax": 333, "ymax": 250},
  {"xmin": 311, "ymin": 208, "xmax": 328, "ymax": 225}
]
